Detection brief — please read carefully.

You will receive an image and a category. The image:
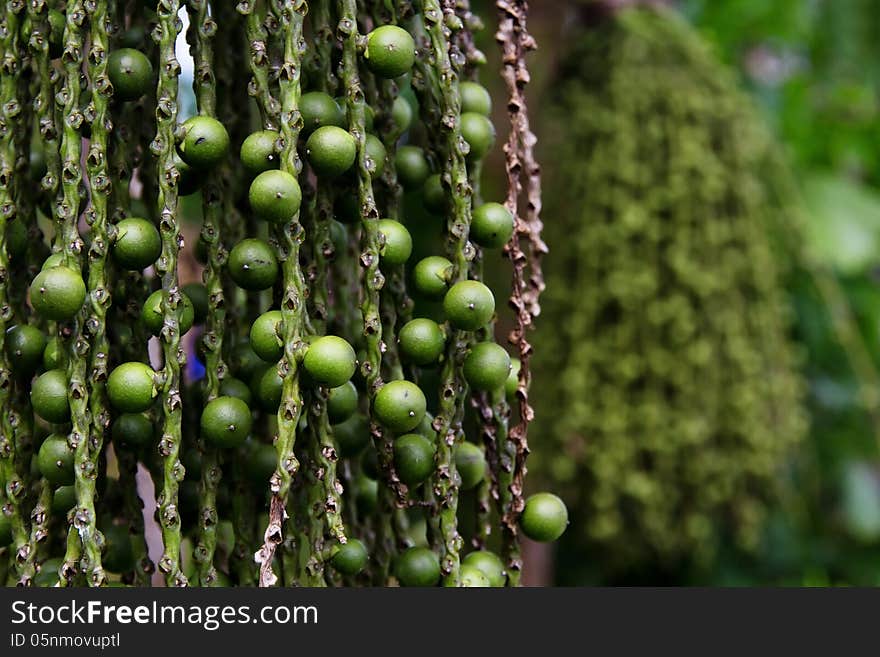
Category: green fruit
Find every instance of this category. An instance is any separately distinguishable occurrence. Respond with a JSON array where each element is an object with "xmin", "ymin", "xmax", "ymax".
[
  {"xmin": 355, "ymin": 476, "xmax": 378, "ymax": 516},
  {"xmin": 461, "ymin": 112, "xmax": 495, "ymax": 160},
  {"xmin": 377, "ymin": 219, "xmax": 412, "ymax": 266},
  {"xmin": 219, "ymin": 377, "xmax": 252, "ymax": 406},
  {"xmin": 107, "ymin": 48, "xmax": 153, "ymax": 101},
  {"xmin": 365, "ymin": 134, "xmax": 387, "ymax": 177},
  {"xmin": 119, "ymin": 25, "xmax": 146, "ymax": 49},
  {"xmin": 460, "ymin": 82, "xmax": 492, "ymax": 116},
  {"xmin": 35, "ymin": 558, "xmax": 62, "ymax": 587},
  {"xmin": 395, "ymin": 145, "xmax": 430, "ymax": 189},
  {"xmin": 333, "ymin": 414, "xmax": 370, "ymax": 458},
  {"xmin": 30, "ymin": 370, "xmax": 70, "ymax": 423},
  {"xmin": 373, "ymin": 380, "xmax": 426, "ymax": 433},
  {"xmin": 505, "ymin": 358, "xmax": 520, "ymax": 398},
  {"xmin": 228, "ymin": 238, "xmax": 279, "ymax": 291},
  {"xmin": 393, "ymin": 433, "xmax": 435, "ymax": 486},
  {"xmin": 462, "ymin": 550, "xmax": 506, "ymax": 587},
  {"xmin": 201, "ymin": 396, "xmax": 252, "ymax": 448},
  {"xmin": 363, "ymin": 104, "xmax": 375, "ymax": 133},
  {"xmin": 252, "ymin": 364, "xmax": 283, "ymax": 412},
  {"xmin": 303, "ymin": 335, "xmax": 357, "ymax": 388},
  {"xmin": 422, "ymin": 174, "xmax": 446, "ymax": 214},
  {"xmin": 42, "ymin": 337, "xmax": 67, "ymax": 371},
  {"xmin": 365, "ymin": 26, "xmax": 415, "ymax": 79},
  {"xmin": 141, "ymin": 288, "xmax": 195, "ymax": 336},
  {"xmin": 240, "ymin": 129, "xmax": 280, "ymax": 175},
  {"xmin": 412, "ymin": 256, "xmax": 452, "ymax": 299},
  {"xmin": 107, "ymin": 362, "xmax": 157, "ymax": 414},
  {"xmin": 392, "ymin": 96, "xmax": 414, "ymax": 132},
  {"xmin": 455, "ymin": 441, "xmax": 486, "ymax": 490},
  {"xmin": 398, "ymin": 318, "xmax": 445, "ymax": 366},
  {"xmin": 395, "ymin": 546, "xmax": 440, "ymax": 587},
  {"xmin": 249, "ymin": 310, "xmax": 283, "ymax": 362},
  {"xmin": 328, "ymin": 381, "xmax": 359, "ymax": 424},
  {"xmin": 300, "ymin": 92, "xmax": 346, "ymax": 135},
  {"xmin": 182, "ymin": 282, "xmax": 209, "ymax": 324},
  {"xmin": 443, "ymin": 280, "xmax": 495, "ymax": 330},
  {"xmin": 37, "ymin": 434, "xmax": 75, "ymax": 486},
  {"xmin": 246, "ymin": 441, "xmax": 277, "ymax": 487},
  {"xmin": 249, "ymin": 170, "xmax": 302, "ymax": 224},
  {"xmin": 331, "ymin": 538, "xmax": 368, "ymax": 575},
  {"xmin": 463, "ymin": 342, "xmax": 511, "ymax": 392},
  {"xmin": 6, "ymin": 324, "xmax": 47, "ymax": 375},
  {"xmin": 306, "ymin": 126, "xmax": 357, "ymax": 178},
  {"xmin": 29, "ymin": 266, "xmax": 87, "ymax": 321},
  {"xmin": 51, "ymin": 485, "xmax": 76, "ymax": 516},
  {"xmin": 102, "ymin": 524, "xmax": 135, "ymax": 573},
  {"xmin": 0, "ymin": 513, "xmax": 11, "ymax": 546},
  {"xmin": 520, "ymin": 492, "xmax": 568, "ymax": 543},
  {"xmin": 460, "ymin": 564, "xmax": 491, "ymax": 587},
  {"xmin": 112, "ymin": 217, "xmax": 161, "ymax": 270},
  {"xmin": 111, "ymin": 413, "xmax": 154, "ymax": 448},
  {"xmin": 179, "ymin": 115, "xmax": 230, "ymax": 169},
  {"xmin": 470, "ymin": 202, "xmax": 514, "ymax": 249},
  {"xmin": 232, "ymin": 341, "xmax": 263, "ymax": 382}
]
